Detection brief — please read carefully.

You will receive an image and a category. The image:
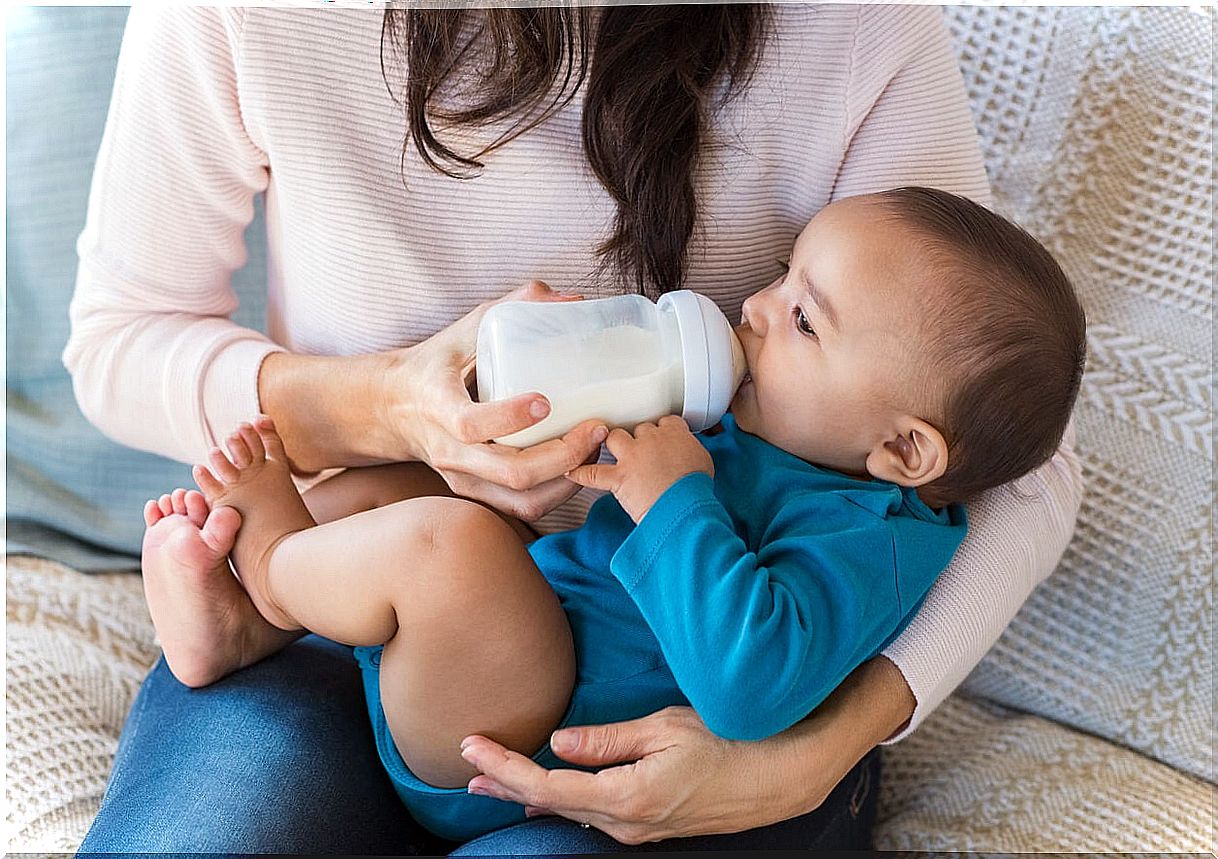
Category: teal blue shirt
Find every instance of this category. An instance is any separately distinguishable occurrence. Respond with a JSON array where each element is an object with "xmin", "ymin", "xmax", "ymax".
[{"xmin": 566, "ymin": 413, "xmax": 967, "ymax": 741}]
